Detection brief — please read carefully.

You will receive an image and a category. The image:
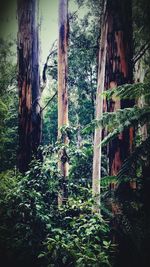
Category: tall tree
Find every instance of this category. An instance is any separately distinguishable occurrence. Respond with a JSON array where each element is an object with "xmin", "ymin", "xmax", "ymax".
[
  {"xmin": 92, "ymin": 0, "xmax": 133, "ymax": 211},
  {"xmin": 105, "ymin": 0, "xmax": 133, "ymax": 176},
  {"xmin": 17, "ymin": 0, "xmax": 41, "ymax": 172},
  {"xmin": 58, "ymin": 0, "xmax": 69, "ymax": 205},
  {"xmin": 92, "ymin": 0, "xmax": 108, "ymax": 213}
]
